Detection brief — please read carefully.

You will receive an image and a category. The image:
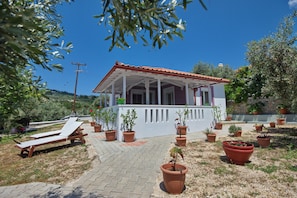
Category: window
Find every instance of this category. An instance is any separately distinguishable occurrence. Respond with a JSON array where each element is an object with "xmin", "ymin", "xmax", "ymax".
[
  {"xmin": 131, "ymin": 89, "xmax": 155, "ymax": 104},
  {"xmin": 202, "ymin": 91, "xmax": 210, "ymax": 106}
]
